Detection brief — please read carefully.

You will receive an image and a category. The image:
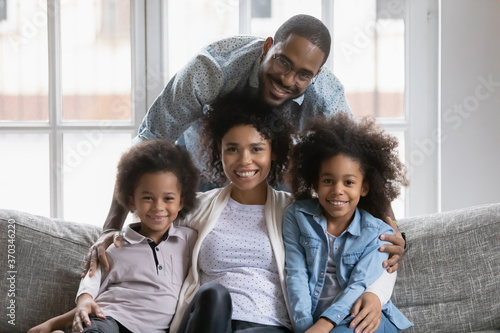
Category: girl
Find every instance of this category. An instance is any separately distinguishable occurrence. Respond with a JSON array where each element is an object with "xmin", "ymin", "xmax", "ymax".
[
  {"xmin": 283, "ymin": 113, "xmax": 413, "ymax": 333},
  {"xmin": 28, "ymin": 140, "xmax": 199, "ymax": 333}
]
